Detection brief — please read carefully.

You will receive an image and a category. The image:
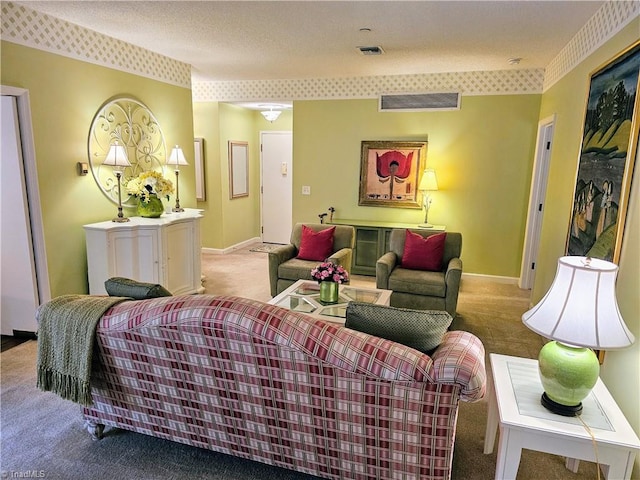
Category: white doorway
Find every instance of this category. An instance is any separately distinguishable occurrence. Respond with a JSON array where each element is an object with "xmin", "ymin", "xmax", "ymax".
[
  {"xmin": 519, "ymin": 115, "xmax": 555, "ymax": 290},
  {"xmin": 261, "ymin": 131, "xmax": 293, "ymax": 244},
  {"xmin": 1, "ymin": 87, "xmax": 50, "ymax": 335}
]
